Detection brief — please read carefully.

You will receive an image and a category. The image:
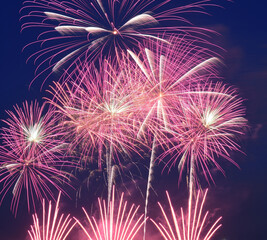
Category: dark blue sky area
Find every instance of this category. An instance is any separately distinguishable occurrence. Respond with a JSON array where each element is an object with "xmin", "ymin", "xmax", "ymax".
[{"xmin": 0, "ymin": 1, "xmax": 266, "ymax": 240}]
